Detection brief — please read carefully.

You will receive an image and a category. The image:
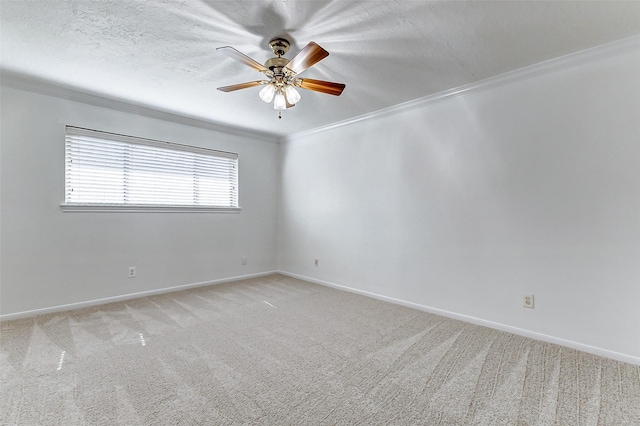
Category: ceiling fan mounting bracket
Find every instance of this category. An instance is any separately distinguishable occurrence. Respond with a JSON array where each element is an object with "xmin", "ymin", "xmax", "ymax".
[{"xmin": 269, "ymin": 37, "xmax": 291, "ymax": 57}]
